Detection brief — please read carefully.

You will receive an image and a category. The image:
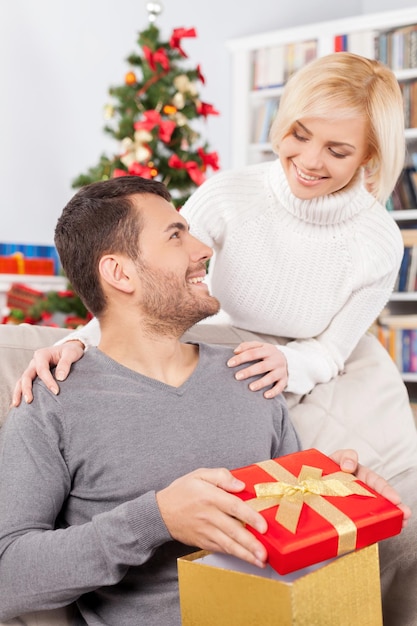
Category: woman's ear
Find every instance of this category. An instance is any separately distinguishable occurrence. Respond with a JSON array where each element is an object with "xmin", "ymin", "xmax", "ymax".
[{"xmin": 99, "ymin": 255, "xmax": 134, "ymax": 294}]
